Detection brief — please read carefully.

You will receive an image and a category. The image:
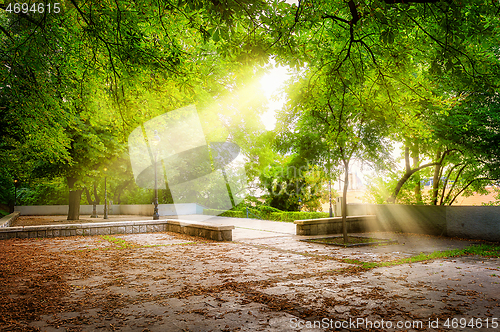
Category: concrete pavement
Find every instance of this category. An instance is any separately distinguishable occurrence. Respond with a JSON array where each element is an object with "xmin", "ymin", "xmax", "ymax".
[{"xmin": 1, "ymin": 215, "xmax": 499, "ymax": 331}]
